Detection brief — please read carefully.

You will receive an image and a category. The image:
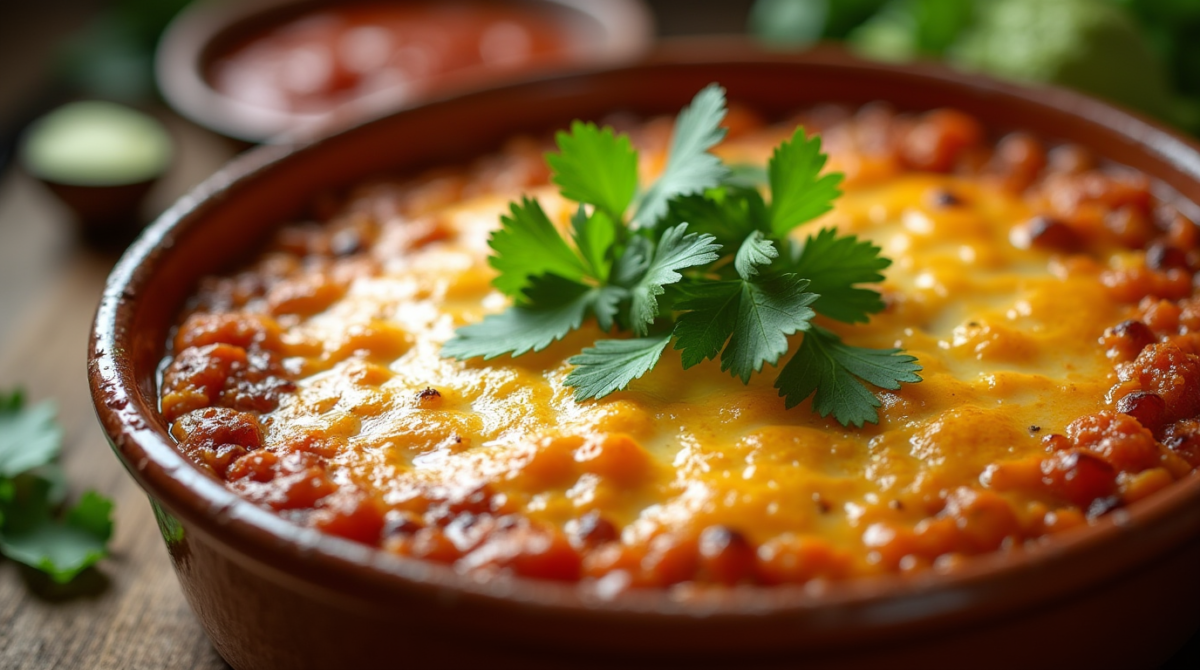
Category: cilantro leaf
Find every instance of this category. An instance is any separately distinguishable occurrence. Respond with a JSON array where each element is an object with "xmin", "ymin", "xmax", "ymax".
[
  {"xmin": 769, "ymin": 128, "xmax": 844, "ymax": 236},
  {"xmin": 734, "ymin": 231, "xmax": 778, "ymax": 278},
  {"xmin": 571, "ymin": 206, "xmax": 617, "ymax": 282},
  {"xmin": 611, "ymin": 235, "xmax": 652, "ymax": 287},
  {"xmin": 0, "ymin": 389, "xmax": 23, "ymax": 412},
  {"xmin": 673, "ymin": 235, "xmax": 816, "ymax": 377},
  {"xmin": 488, "ymin": 197, "xmax": 586, "ymax": 299},
  {"xmin": 673, "ymin": 281, "xmax": 742, "ymax": 368},
  {"xmin": 444, "ymin": 85, "xmax": 922, "ymax": 428},
  {"xmin": 23, "ymin": 463, "xmax": 67, "ymax": 508},
  {"xmin": 565, "ymin": 334, "xmax": 672, "ymax": 401},
  {"xmin": 0, "ymin": 392, "xmax": 61, "ymax": 478},
  {"xmin": 0, "ymin": 477, "xmax": 114, "ymax": 584},
  {"xmin": 724, "ymin": 163, "xmax": 768, "ymax": 189},
  {"xmin": 672, "ymin": 233, "xmax": 814, "ymax": 381},
  {"xmin": 591, "ymin": 285, "xmax": 626, "ymax": 332},
  {"xmin": 443, "ymin": 274, "xmax": 594, "ymax": 360},
  {"xmin": 0, "ymin": 390, "xmax": 116, "ymax": 583},
  {"xmin": 775, "ymin": 327, "xmax": 922, "ymax": 427},
  {"xmin": 661, "ymin": 188, "xmax": 764, "ymax": 249},
  {"xmin": 0, "ymin": 480, "xmax": 10, "ymax": 528},
  {"xmin": 547, "ymin": 121, "xmax": 638, "ymax": 220},
  {"xmin": 792, "ymin": 228, "xmax": 890, "ymax": 323},
  {"xmin": 628, "ymin": 223, "xmax": 722, "ymax": 336},
  {"xmin": 723, "ymin": 275, "xmax": 817, "ymax": 382},
  {"xmin": 634, "ymin": 84, "xmax": 730, "ymax": 226}
]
